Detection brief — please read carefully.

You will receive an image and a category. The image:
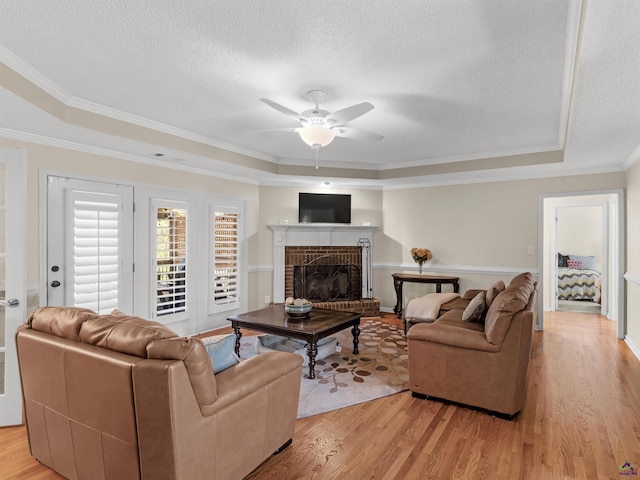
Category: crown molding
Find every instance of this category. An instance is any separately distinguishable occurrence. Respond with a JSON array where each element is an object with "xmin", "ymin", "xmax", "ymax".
[
  {"xmin": 0, "ymin": 47, "xmax": 275, "ymax": 163},
  {"xmin": 559, "ymin": 0, "xmax": 584, "ymax": 148},
  {"xmin": 380, "ymin": 162, "xmax": 625, "ymax": 190},
  {"xmin": 0, "ymin": 128, "xmax": 262, "ymax": 185},
  {"xmin": 623, "ymin": 143, "xmax": 640, "ymax": 170},
  {"xmin": 0, "ymin": 45, "xmax": 72, "ymax": 104}
]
